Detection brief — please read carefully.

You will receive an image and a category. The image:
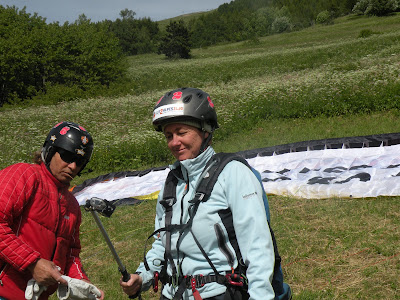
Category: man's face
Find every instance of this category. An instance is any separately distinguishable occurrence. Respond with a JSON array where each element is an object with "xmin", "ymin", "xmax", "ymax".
[{"xmin": 49, "ymin": 149, "xmax": 85, "ymax": 184}]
